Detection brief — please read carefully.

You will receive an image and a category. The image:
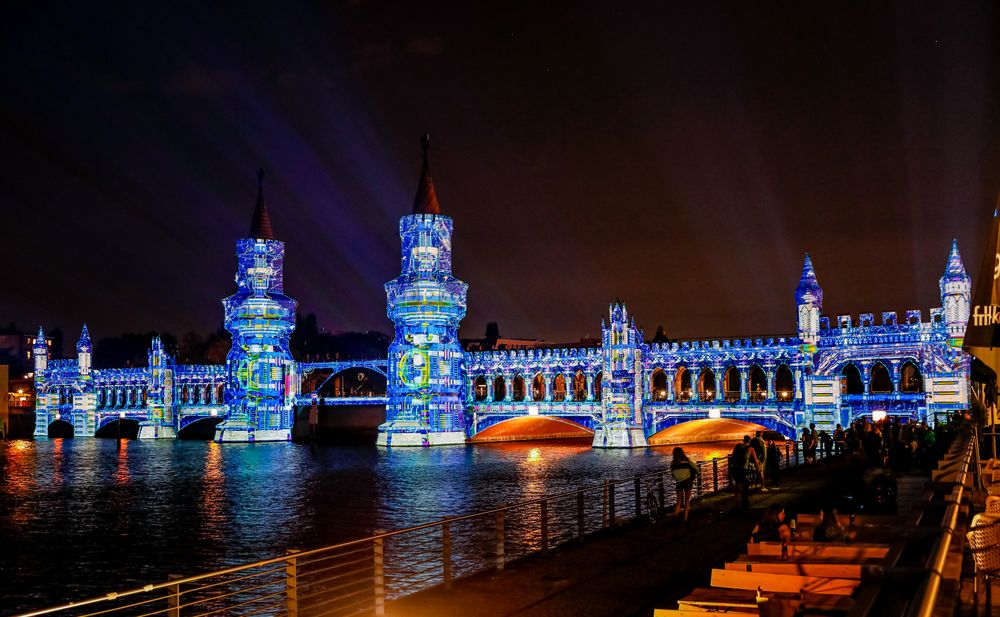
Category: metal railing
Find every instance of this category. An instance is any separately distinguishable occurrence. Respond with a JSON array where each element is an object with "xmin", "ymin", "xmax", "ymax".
[{"xmin": 17, "ymin": 440, "xmax": 821, "ymax": 617}]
